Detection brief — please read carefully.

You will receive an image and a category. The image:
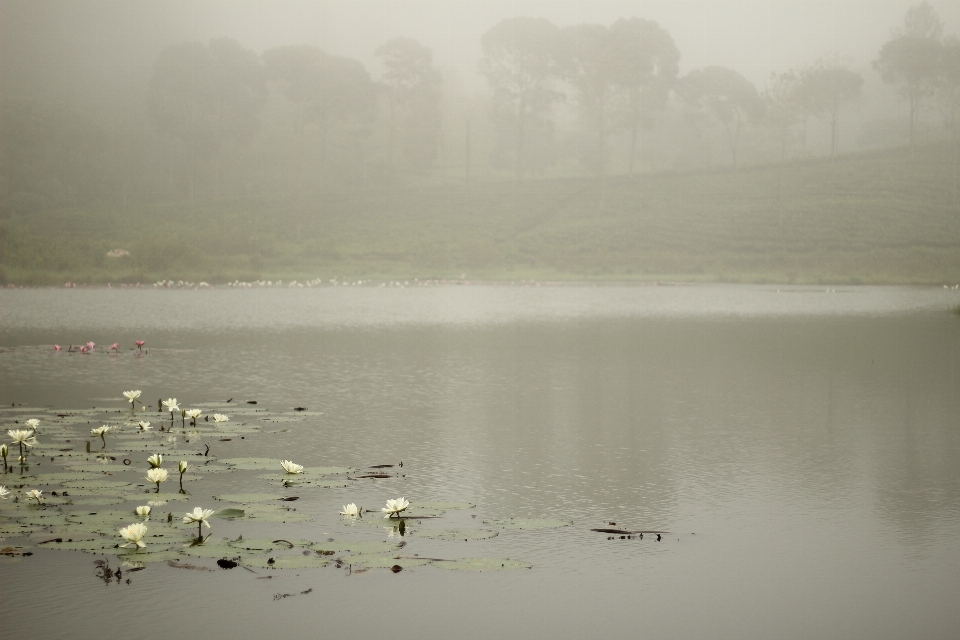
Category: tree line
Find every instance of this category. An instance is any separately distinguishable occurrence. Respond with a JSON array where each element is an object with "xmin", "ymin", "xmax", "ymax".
[{"xmin": 1, "ymin": 1, "xmax": 958, "ymax": 215}]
